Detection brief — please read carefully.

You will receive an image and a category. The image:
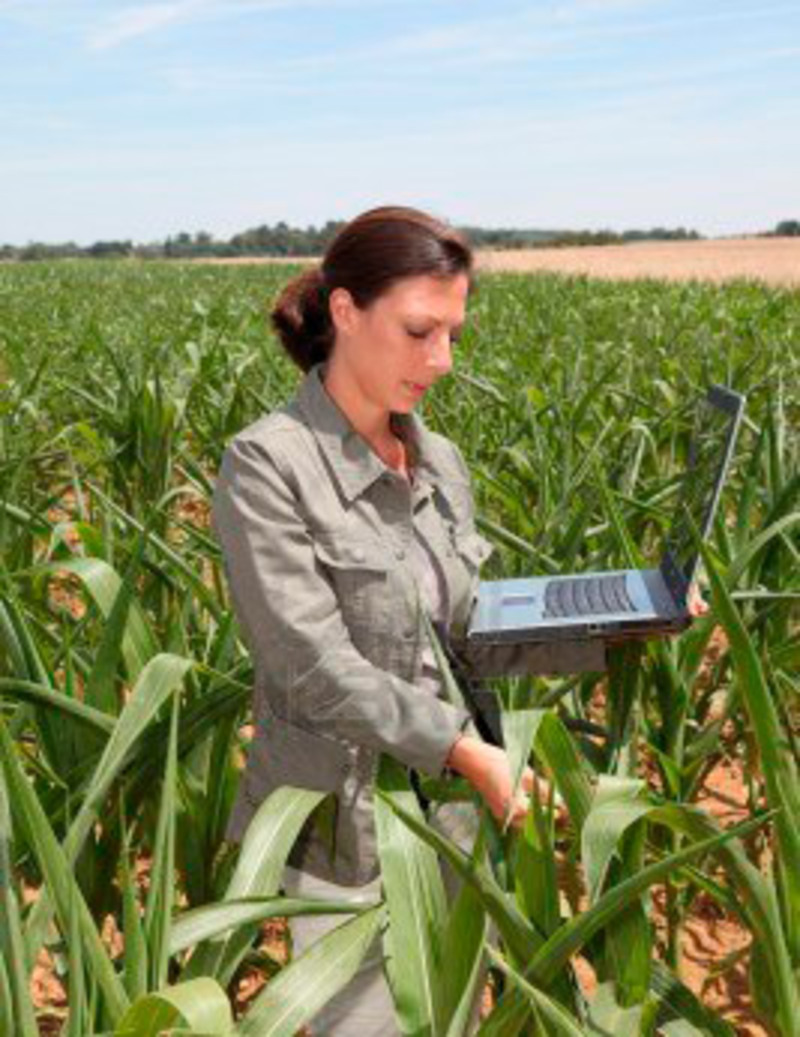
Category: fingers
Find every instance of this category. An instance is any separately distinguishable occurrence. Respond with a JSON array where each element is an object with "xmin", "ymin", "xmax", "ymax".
[
  {"xmin": 501, "ymin": 768, "xmax": 556, "ymax": 830},
  {"xmin": 475, "ymin": 748, "xmax": 563, "ymax": 830},
  {"xmin": 688, "ymin": 583, "xmax": 710, "ymax": 617},
  {"xmin": 504, "ymin": 789, "xmax": 531, "ymax": 830}
]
